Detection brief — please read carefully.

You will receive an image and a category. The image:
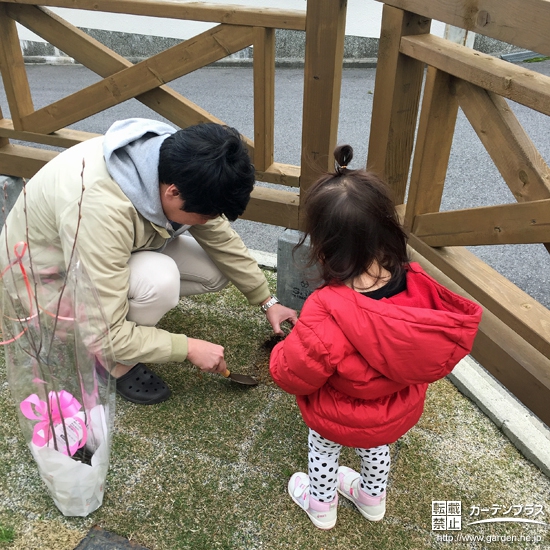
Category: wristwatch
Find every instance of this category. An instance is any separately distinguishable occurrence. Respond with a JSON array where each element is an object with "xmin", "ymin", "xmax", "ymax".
[{"xmin": 260, "ymin": 295, "xmax": 280, "ymax": 313}]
